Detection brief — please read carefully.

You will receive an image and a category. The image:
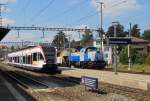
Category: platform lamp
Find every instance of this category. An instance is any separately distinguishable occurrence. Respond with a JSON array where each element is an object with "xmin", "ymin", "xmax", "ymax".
[{"xmin": 112, "ymin": 21, "xmax": 120, "ymax": 75}]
